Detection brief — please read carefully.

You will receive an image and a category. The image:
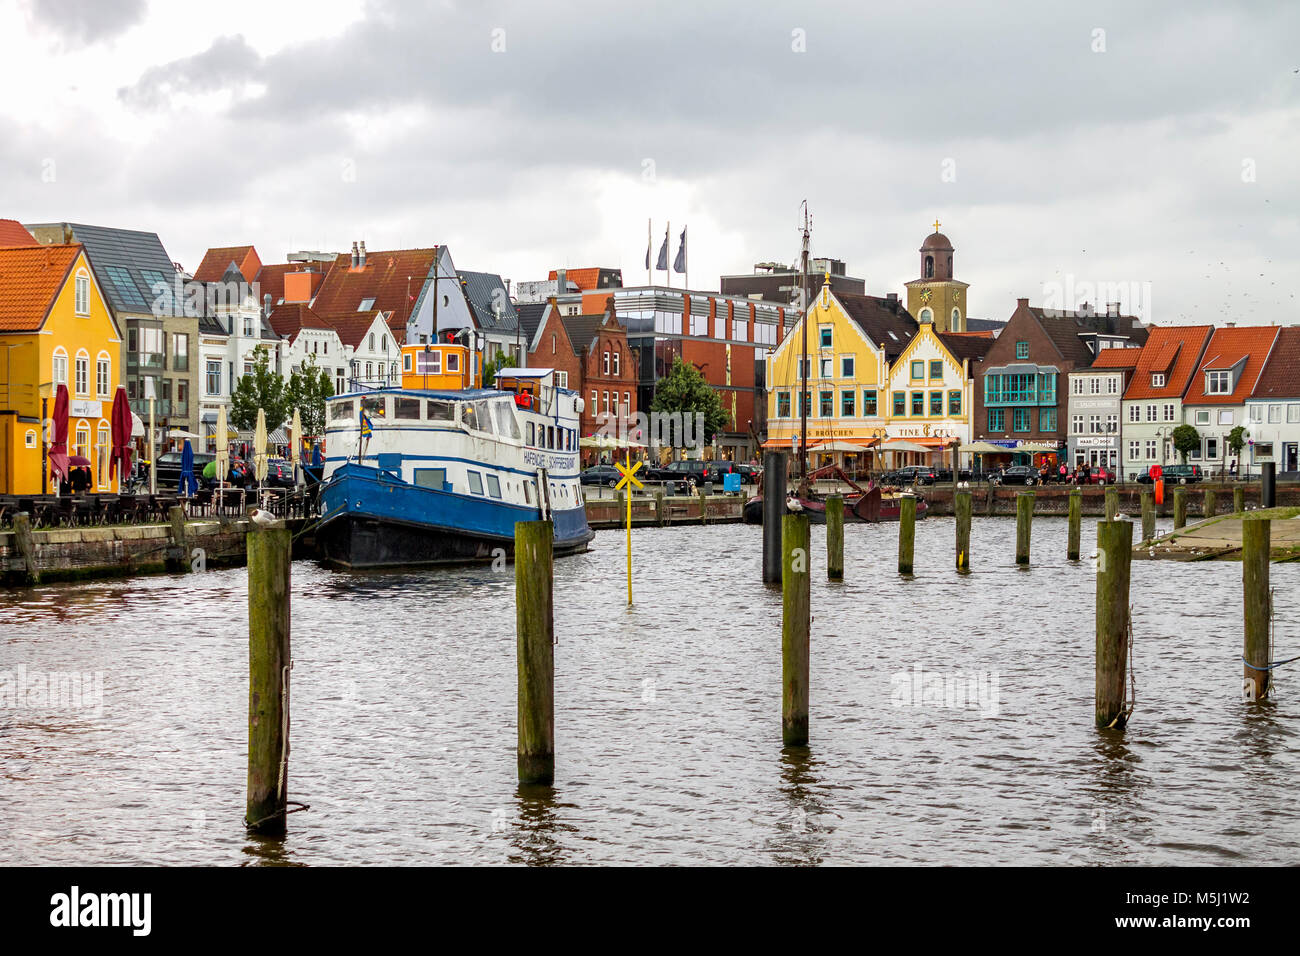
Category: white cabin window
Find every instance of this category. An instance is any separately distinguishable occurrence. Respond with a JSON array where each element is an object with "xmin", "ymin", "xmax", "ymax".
[
  {"xmin": 467, "ymin": 471, "xmax": 484, "ymax": 495},
  {"xmin": 486, "ymin": 474, "xmax": 502, "ymax": 498}
]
